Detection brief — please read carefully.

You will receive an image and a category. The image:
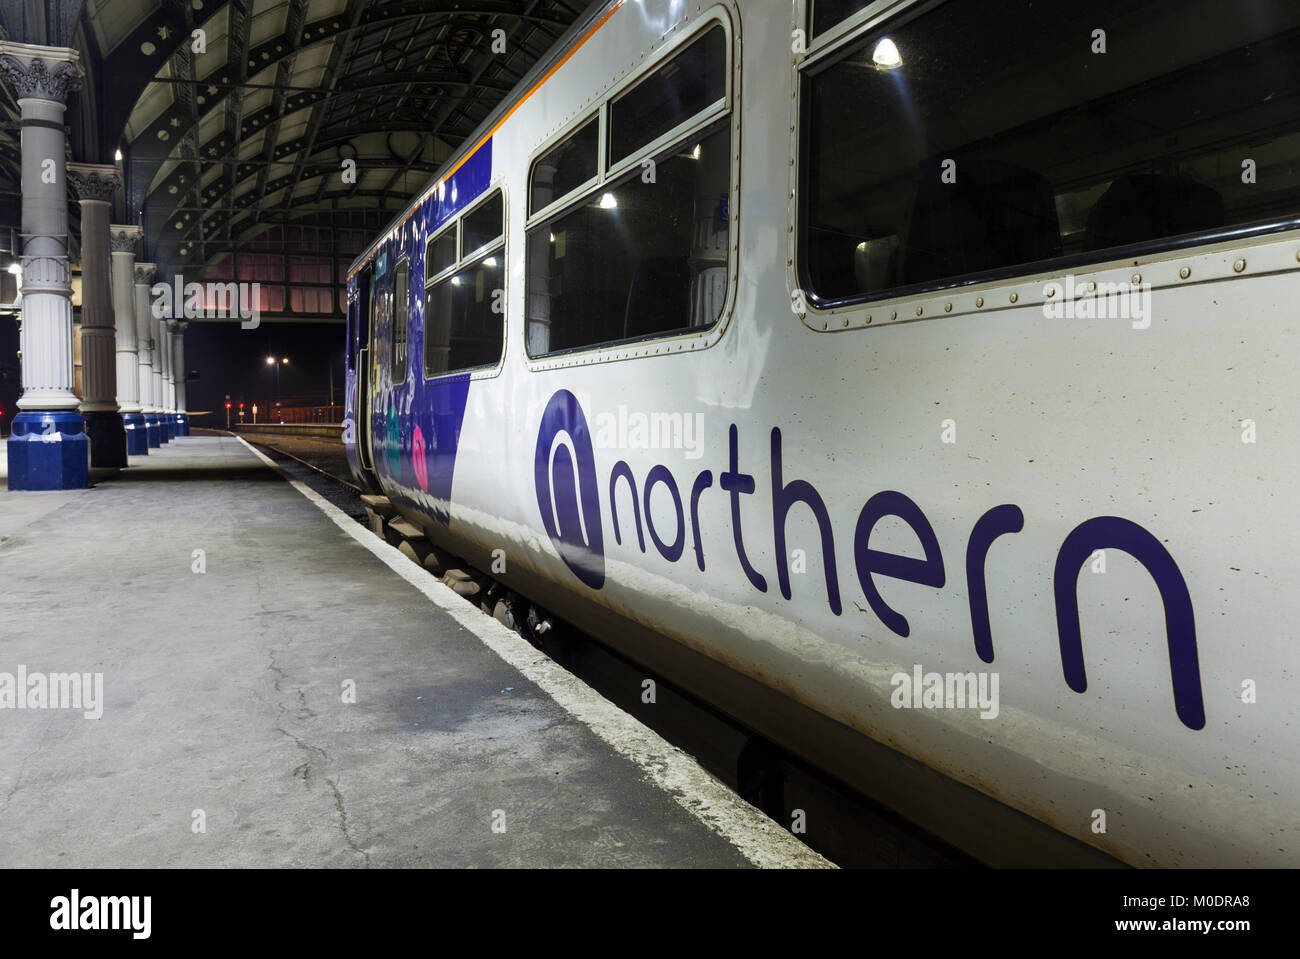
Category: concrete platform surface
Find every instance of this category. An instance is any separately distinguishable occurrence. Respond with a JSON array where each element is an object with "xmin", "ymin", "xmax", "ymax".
[{"xmin": 0, "ymin": 435, "xmax": 825, "ymax": 868}]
